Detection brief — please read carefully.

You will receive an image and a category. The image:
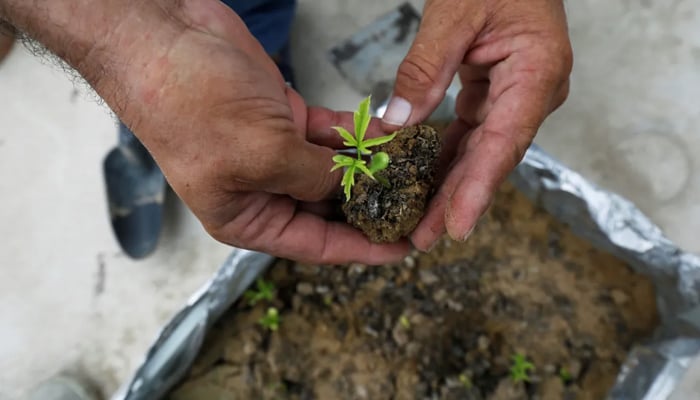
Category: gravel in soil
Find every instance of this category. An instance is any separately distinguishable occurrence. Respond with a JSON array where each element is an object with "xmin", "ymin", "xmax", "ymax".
[
  {"xmin": 343, "ymin": 125, "xmax": 441, "ymax": 243},
  {"xmin": 169, "ymin": 182, "xmax": 658, "ymax": 400}
]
